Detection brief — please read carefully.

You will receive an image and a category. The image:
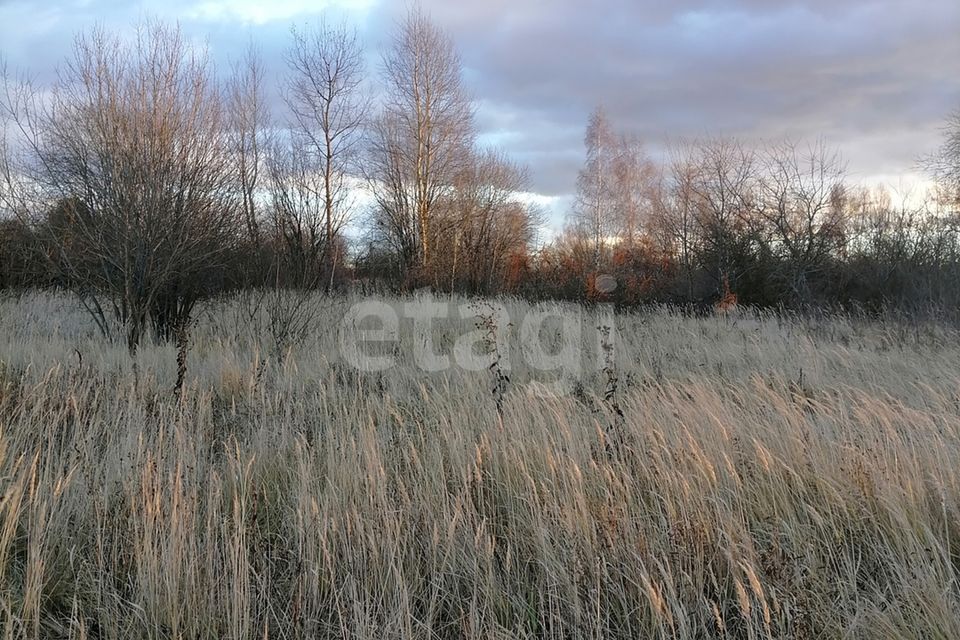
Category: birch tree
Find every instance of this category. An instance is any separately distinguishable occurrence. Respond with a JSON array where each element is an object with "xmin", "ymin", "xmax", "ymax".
[
  {"xmin": 573, "ymin": 106, "xmax": 617, "ymax": 269},
  {"xmin": 367, "ymin": 6, "xmax": 474, "ymax": 282}
]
